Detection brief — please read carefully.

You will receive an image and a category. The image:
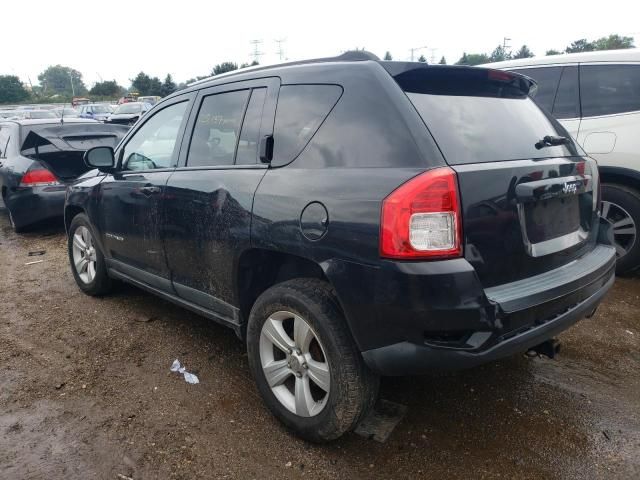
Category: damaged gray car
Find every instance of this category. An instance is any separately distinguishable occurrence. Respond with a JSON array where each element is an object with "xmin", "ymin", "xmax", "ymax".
[{"xmin": 0, "ymin": 118, "xmax": 129, "ymax": 231}]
